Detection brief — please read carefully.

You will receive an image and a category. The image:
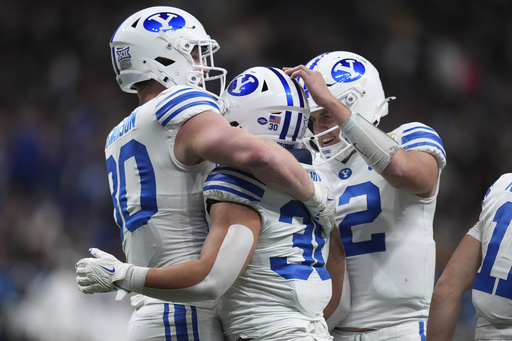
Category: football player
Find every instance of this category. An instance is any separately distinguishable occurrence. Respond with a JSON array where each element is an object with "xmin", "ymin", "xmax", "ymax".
[
  {"xmin": 285, "ymin": 51, "xmax": 446, "ymax": 340},
  {"xmin": 427, "ymin": 174, "xmax": 512, "ymax": 340},
  {"xmin": 76, "ymin": 67, "xmax": 344, "ymax": 340},
  {"xmin": 76, "ymin": 6, "xmax": 335, "ymax": 340}
]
